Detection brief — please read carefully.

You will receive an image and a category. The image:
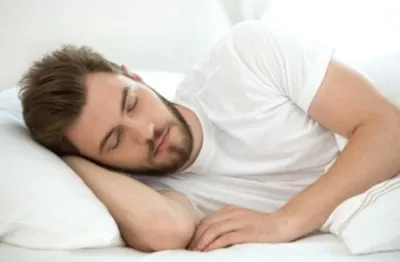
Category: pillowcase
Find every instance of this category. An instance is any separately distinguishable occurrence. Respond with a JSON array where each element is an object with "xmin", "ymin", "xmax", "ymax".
[
  {"xmin": 0, "ymin": 88, "xmax": 124, "ymax": 249},
  {"xmin": 321, "ymin": 175, "xmax": 400, "ymax": 255},
  {"xmin": 321, "ymin": 133, "xmax": 400, "ymax": 256},
  {"xmin": 320, "ymin": 67, "xmax": 400, "ymax": 254},
  {"xmin": 0, "ymin": 70, "xmax": 184, "ymax": 249}
]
